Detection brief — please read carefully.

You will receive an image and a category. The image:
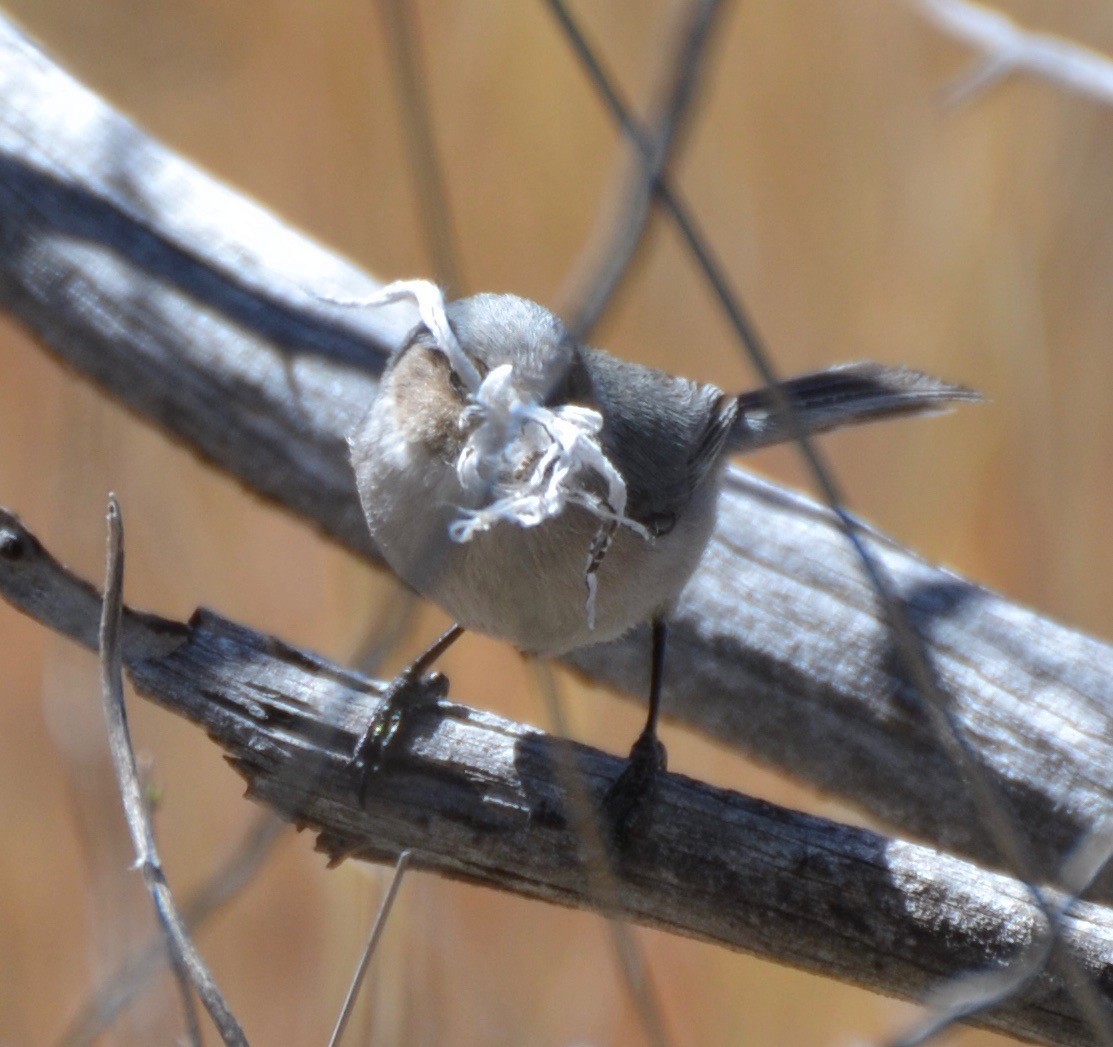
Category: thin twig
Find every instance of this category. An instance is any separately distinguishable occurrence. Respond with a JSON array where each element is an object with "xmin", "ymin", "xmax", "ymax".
[
  {"xmin": 98, "ymin": 498, "xmax": 202, "ymax": 1046},
  {"xmin": 542, "ymin": 5, "xmax": 1113, "ymax": 1042},
  {"xmin": 3, "ymin": 504, "xmax": 1112, "ymax": 1045},
  {"xmin": 562, "ymin": 0, "xmax": 725, "ymax": 339},
  {"xmin": 96, "ymin": 496, "xmax": 247, "ymax": 1047},
  {"xmin": 533, "ymin": 662, "xmax": 673, "ymax": 1047},
  {"xmin": 915, "ymin": 0, "xmax": 1113, "ymax": 108},
  {"xmin": 58, "ymin": 811, "xmax": 284, "ymax": 1047},
  {"xmin": 328, "ymin": 849, "xmax": 413, "ymax": 1047},
  {"xmin": 889, "ymin": 825, "xmax": 1113, "ymax": 1046},
  {"xmin": 540, "ymin": 8, "xmax": 725, "ymax": 1037},
  {"xmin": 351, "ymin": 587, "xmax": 421, "ymax": 679},
  {"xmin": 376, "ymin": 0, "xmax": 464, "ymax": 294},
  {"xmin": 4, "ymin": 11, "xmax": 1113, "ymax": 884},
  {"xmin": 890, "ymin": 940, "xmax": 1054, "ymax": 1047}
]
